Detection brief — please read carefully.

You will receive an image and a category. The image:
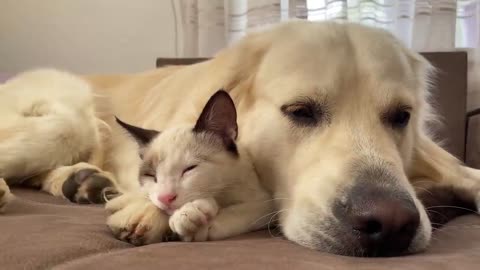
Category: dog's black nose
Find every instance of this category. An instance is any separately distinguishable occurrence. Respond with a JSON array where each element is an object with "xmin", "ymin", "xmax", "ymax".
[
  {"xmin": 333, "ymin": 167, "xmax": 422, "ymax": 257},
  {"xmin": 350, "ymin": 198, "xmax": 420, "ymax": 256}
]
